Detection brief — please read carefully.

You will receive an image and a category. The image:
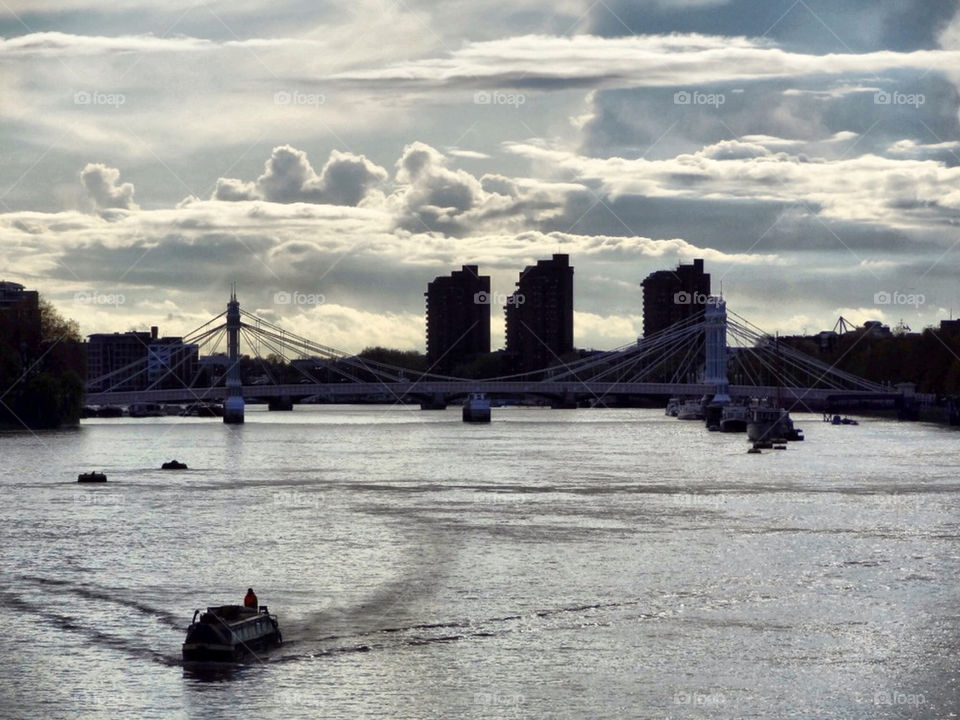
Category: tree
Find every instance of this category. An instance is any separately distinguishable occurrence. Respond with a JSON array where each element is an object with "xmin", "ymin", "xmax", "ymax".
[
  {"xmin": 0, "ymin": 295, "xmax": 84, "ymax": 428},
  {"xmin": 39, "ymin": 297, "xmax": 81, "ymax": 343}
]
